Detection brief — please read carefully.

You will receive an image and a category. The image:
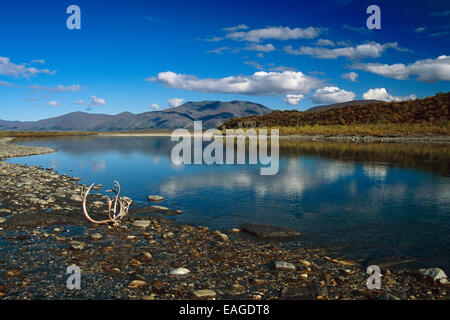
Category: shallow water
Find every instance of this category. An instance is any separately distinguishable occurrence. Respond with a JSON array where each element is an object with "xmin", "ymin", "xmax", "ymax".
[{"xmin": 8, "ymin": 136, "xmax": 450, "ymax": 272}]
